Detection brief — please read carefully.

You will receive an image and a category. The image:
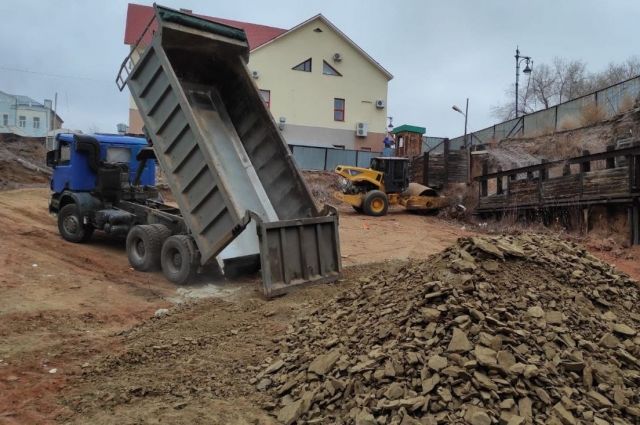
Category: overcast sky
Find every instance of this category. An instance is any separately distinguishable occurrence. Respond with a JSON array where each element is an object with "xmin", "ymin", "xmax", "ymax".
[{"xmin": 1, "ymin": 0, "xmax": 638, "ymax": 138}]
